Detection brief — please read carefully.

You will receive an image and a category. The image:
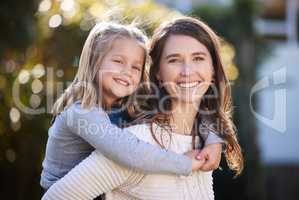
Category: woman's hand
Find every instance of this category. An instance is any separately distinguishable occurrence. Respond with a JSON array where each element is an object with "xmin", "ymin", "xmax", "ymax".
[
  {"xmin": 184, "ymin": 149, "xmax": 205, "ymax": 172},
  {"xmin": 196, "ymin": 143, "xmax": 222, "ymax": 171}
]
